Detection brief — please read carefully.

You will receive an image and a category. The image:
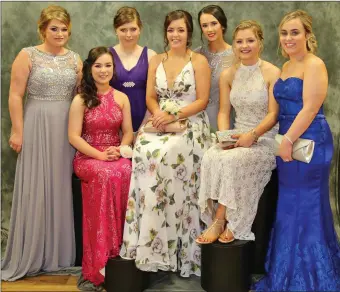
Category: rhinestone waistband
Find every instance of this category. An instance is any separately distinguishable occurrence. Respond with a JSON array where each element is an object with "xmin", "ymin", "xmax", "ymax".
[{"xmin": 27, "ymin": 94, "xmax": 73, "ymax": 101}]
